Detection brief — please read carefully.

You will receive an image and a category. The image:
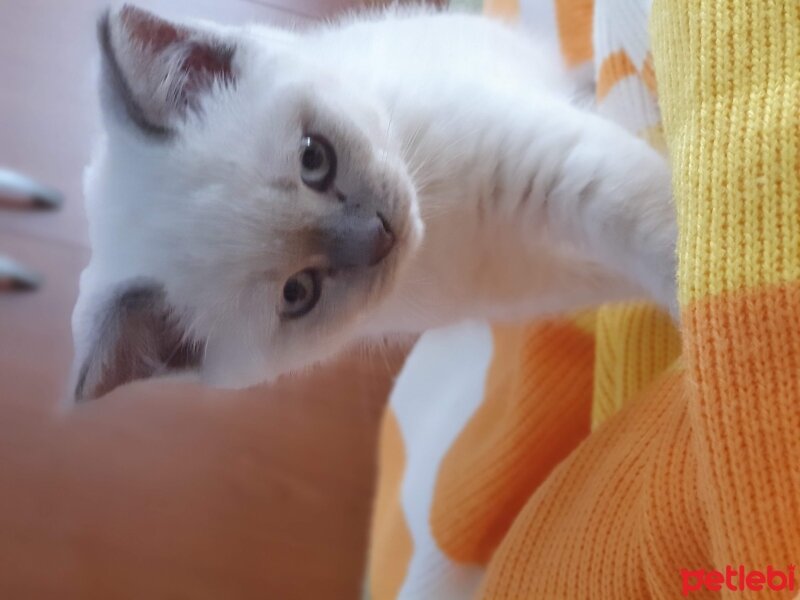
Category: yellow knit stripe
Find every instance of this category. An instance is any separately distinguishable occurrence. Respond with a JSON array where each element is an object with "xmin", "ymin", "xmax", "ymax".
[
  {"xmin": 591, "ymin": 303, "xmax": 681, "ymax": 429},
  {"xmin": 653, "ymin": 0, "xmax": 800, "ymax": 304}
]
